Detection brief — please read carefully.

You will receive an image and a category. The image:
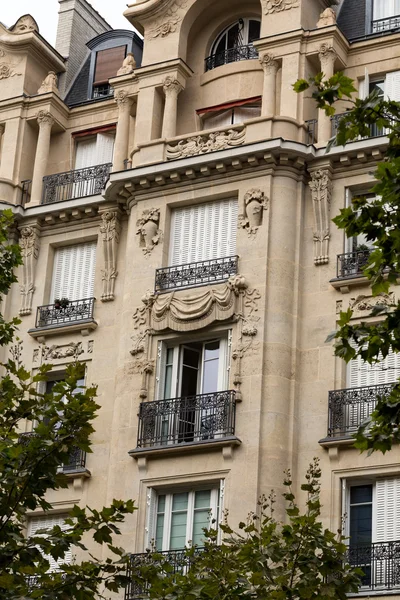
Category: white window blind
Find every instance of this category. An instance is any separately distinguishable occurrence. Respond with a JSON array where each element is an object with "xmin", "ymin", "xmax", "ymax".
[
  {"xmin": 169, "ymin": 199, "xmax": 238, "ymax": 266},
  {"xmin": 74, "ymin": 133, "xmax": 115, "ymax": 169},
  {"xmin": 348, "ymin": 348, "xmax": 400, "ymax": 388},
  {"xmin": 203, "ymin": 111, "xmax": 233, "ymax": 130},
  {"xmin": 373, "ymin": 0, "xmax": 400, "ymax": 20},
  {"xmin": 384, "ymin": 70, "xmax": 400, "ymax": 102},
  {"xmin": 375, "ymin": 478, "xmax": 400, "ymax": 542},
  {"xmin": 96, "ymin": 132, "xmax": 115, "ymax": 165},
  {"xmin": 28, "ymin": 514, "xmax": 72, "ymax": 571},
  {"xmin": 50, "ymin": 242, "xmax": 97, "ymax": 302}
]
